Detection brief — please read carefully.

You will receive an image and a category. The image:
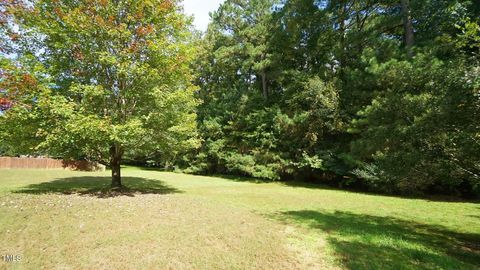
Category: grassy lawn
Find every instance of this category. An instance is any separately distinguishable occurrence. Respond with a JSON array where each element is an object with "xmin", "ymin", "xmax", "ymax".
[{"xmin": 0, "ymin": 169, "xmax": 479, "ymax": 269}]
